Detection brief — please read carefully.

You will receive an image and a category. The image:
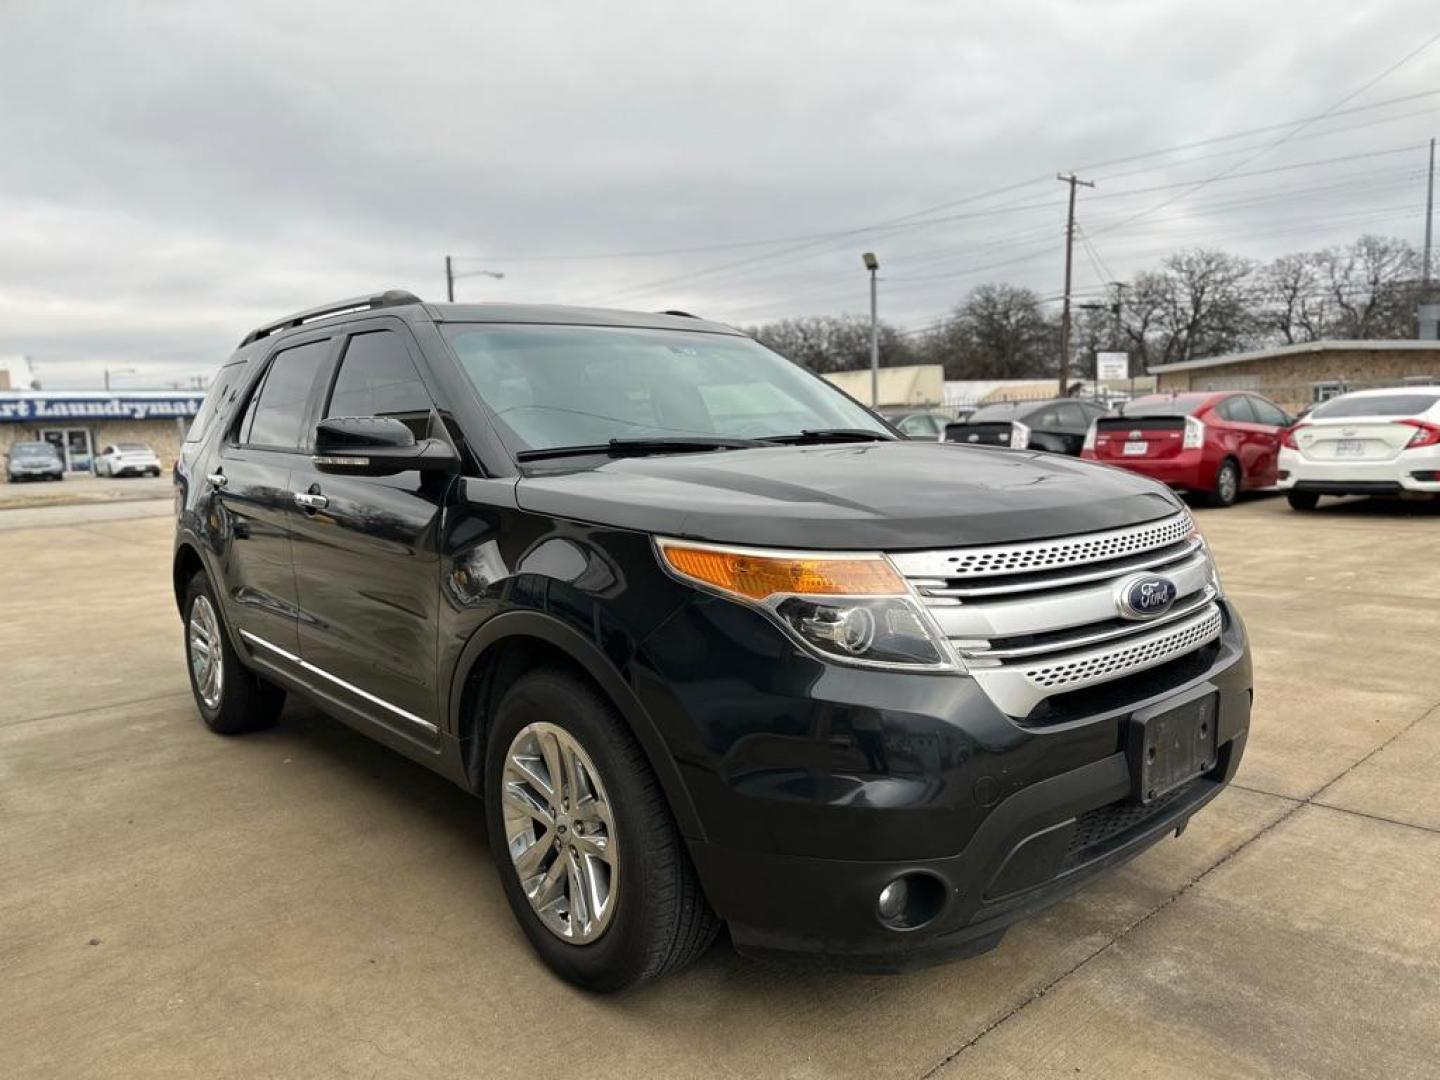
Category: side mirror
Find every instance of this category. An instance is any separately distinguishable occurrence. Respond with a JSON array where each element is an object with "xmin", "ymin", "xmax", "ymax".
[{"xmin": 312, "ymin": 416, "xmax": 457, "ymax": 477}]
